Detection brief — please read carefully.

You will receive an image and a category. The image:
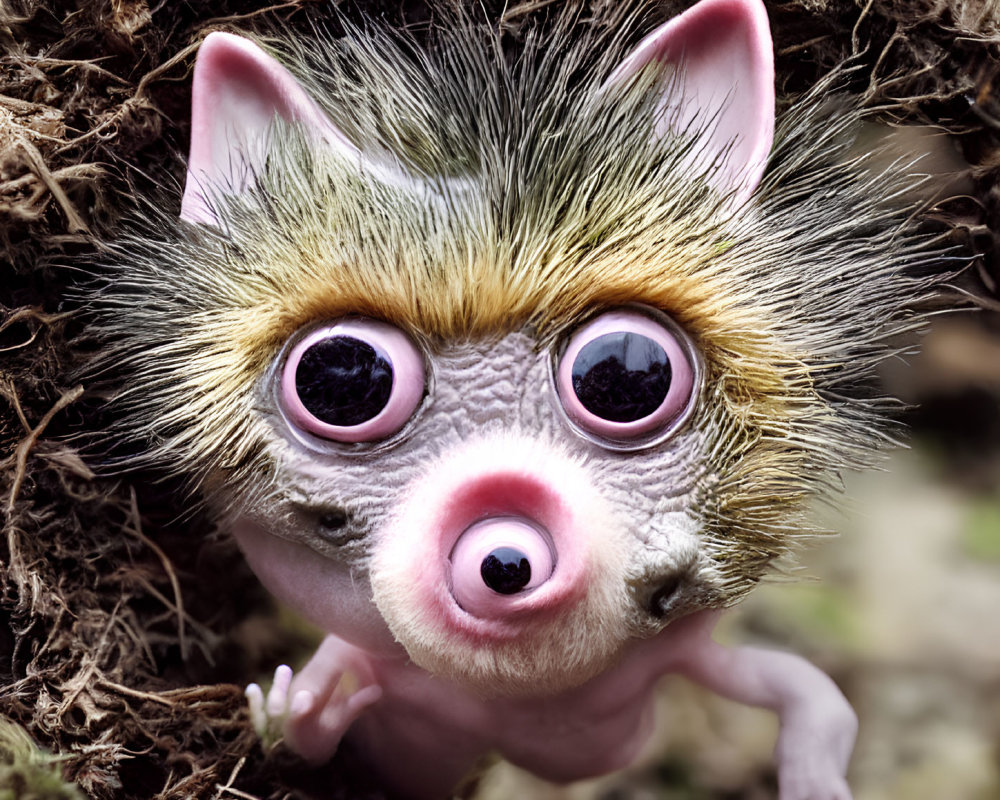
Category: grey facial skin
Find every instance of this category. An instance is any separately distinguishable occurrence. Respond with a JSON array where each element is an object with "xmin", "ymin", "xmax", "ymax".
[{"xmin": 236, "ymin": 327, "xmax": 712, "ymax": 634}]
